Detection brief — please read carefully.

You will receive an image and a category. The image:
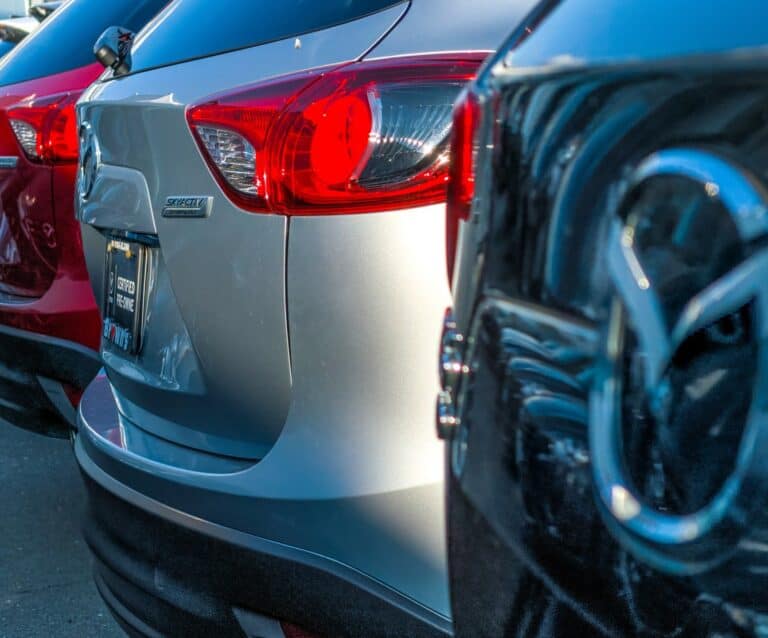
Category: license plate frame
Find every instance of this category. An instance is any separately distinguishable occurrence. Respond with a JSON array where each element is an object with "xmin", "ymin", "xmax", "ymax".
[{"xmin": 102, "ymin": 237, "xmax": 148, "ymax": 355}]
